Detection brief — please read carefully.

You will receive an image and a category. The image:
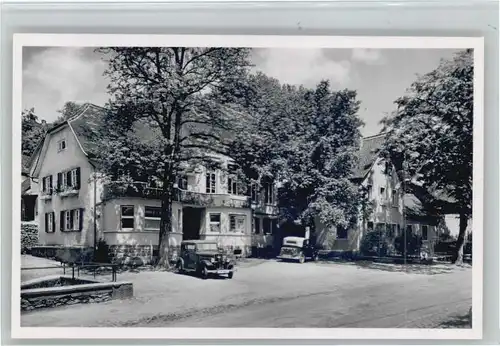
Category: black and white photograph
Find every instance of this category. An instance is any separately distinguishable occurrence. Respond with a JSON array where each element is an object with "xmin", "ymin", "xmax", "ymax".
[{"xmin": 13, "ymin": 35, "xmax": 484, "ymax": 340}]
